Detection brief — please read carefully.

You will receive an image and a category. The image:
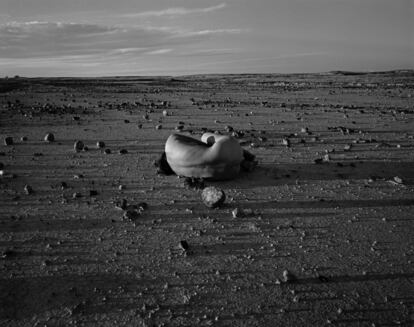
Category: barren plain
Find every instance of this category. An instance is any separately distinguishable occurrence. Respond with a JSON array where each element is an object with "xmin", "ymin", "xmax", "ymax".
[{"xmin": 0, "ymin": 71, "xmax": 413, "ymax": 326}]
